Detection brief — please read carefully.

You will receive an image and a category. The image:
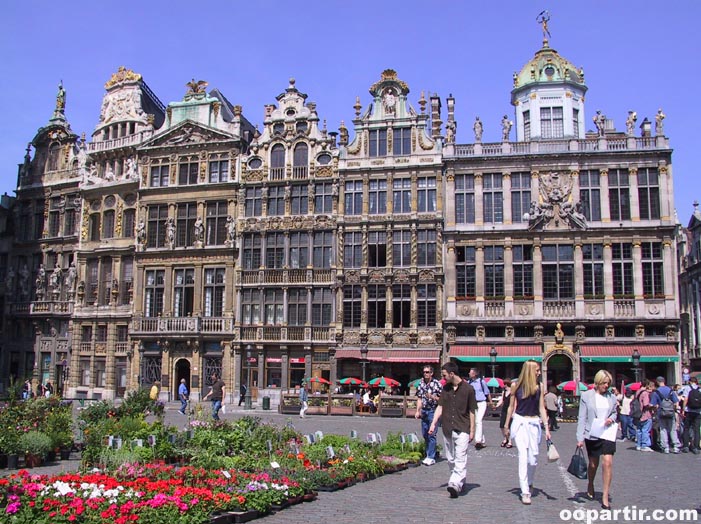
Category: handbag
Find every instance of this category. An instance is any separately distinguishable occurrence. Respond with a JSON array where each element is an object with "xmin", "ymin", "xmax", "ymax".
[
  {"xmin": 567, "ymin": 447, "xmax": 588, "ymax": 479},
  {"xmin": 546, "ymin": 439, "xmax": 560, "ymax": 463}
]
